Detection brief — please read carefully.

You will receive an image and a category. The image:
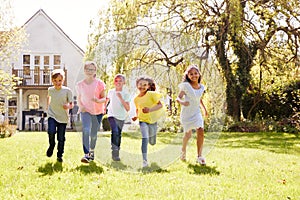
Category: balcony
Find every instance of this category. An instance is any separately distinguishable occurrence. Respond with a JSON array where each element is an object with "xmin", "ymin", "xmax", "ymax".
[{"xmin": 12, "ymin": 68, "xmax": 67, "ymax": 88}]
